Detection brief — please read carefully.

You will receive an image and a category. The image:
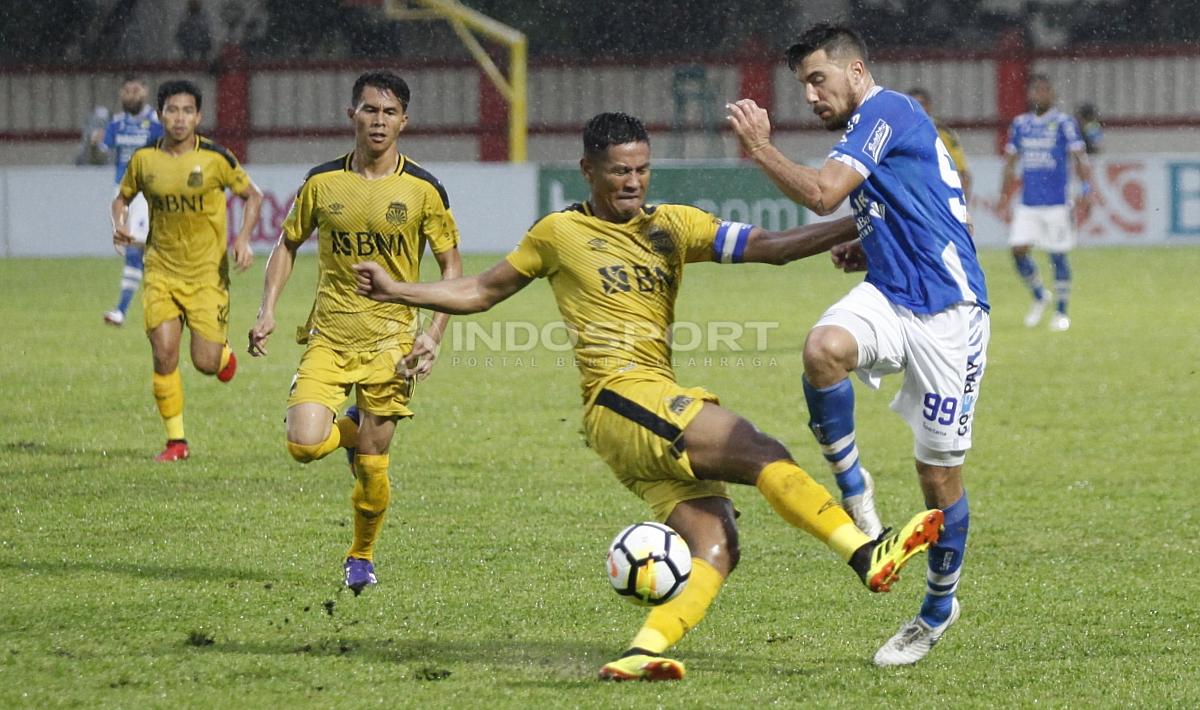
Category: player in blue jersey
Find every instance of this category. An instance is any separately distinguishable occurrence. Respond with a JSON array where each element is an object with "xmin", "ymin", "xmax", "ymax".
[
  {"xmin": 96, "ymin": 77, "xmax": 164, "ymax": 326},
  {"xmin": 728, "ymin": 22, "xmax": 990, "ymax": 666},
  {"xmin": 997, "ymin": 74, "xmax": 1095, "ymax": 332}
]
